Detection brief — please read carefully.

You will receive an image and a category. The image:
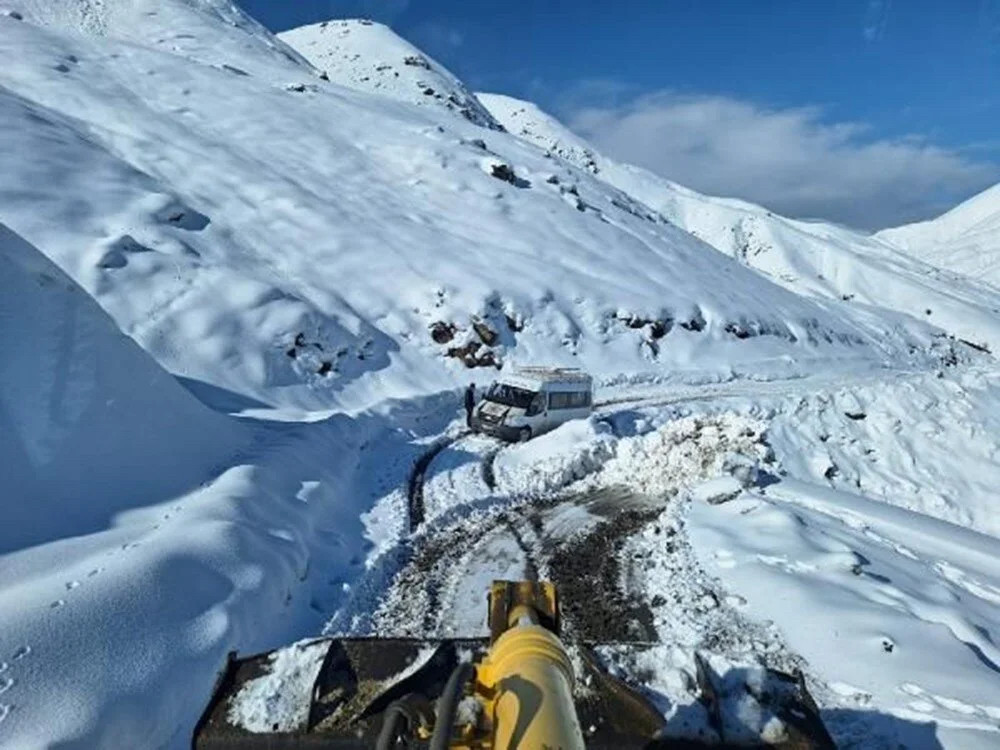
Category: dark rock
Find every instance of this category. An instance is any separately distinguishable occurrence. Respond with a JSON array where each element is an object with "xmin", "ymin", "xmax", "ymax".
[
  {"xmin": 725, "ymin": 322, "xmax": 752, "ymax": 339},
  {"xmin": 680, "ymin": 311, "xmax": 706, "ymax": 332},
  {"xmin": 317, "ymin": 361, "xmax": 333, "ymax": 376},
  {"xmin": 403, "ymin": 54, "xmax": 431, "ymax": 69},
  {"xmin": 446, "ymin": 340, "xmax": 481, "ymax": 360},
  {"xmin": 844, "ymin": 411, "xmax": 867, "ymax": 420},
  {"xmin": 445, "ymin": 341, "xmax": 499, "ymax": 369},
  {"xmin": 429, "ymin": 321, "xmax": 456, "ymax": 344},
  {"xmin": 490, "ymin": 163, "xmax": 530, "ymax": 188},
  {"xmin": 648, "ymin": 319, "xmax": 671, "ymax": 339},
  {"xmin": 472, "ymin": 319, "xmax": 498, "ymax": 346}
]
